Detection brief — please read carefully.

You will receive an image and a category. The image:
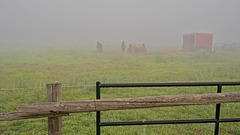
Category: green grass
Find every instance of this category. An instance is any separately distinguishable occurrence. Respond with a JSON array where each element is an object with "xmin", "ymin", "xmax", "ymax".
[{"xmin": 0, "ymin": 45, "xmax": 240, "ymax": 134}]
